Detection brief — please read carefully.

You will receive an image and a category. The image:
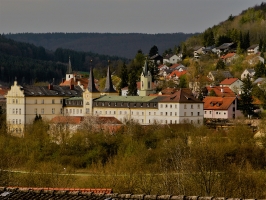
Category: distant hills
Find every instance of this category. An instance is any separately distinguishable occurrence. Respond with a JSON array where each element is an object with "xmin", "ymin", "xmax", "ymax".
[{"xmin": 4, "ymin": 33, "xmax": 197, "ymax": 59}]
